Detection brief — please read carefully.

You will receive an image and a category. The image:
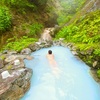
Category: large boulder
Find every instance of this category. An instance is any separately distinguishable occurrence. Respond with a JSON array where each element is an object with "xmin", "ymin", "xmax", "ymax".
[
  {"xmin": 0, "ymin": 68, "xmax": 32, "ymax": 100},
  {"xmin": 28, "ymin": 43, "xmax": 41, "ymax": 51},
  {"xmin": 21, "ymin": 48, "xmax": 32, "ymax": 55}
]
